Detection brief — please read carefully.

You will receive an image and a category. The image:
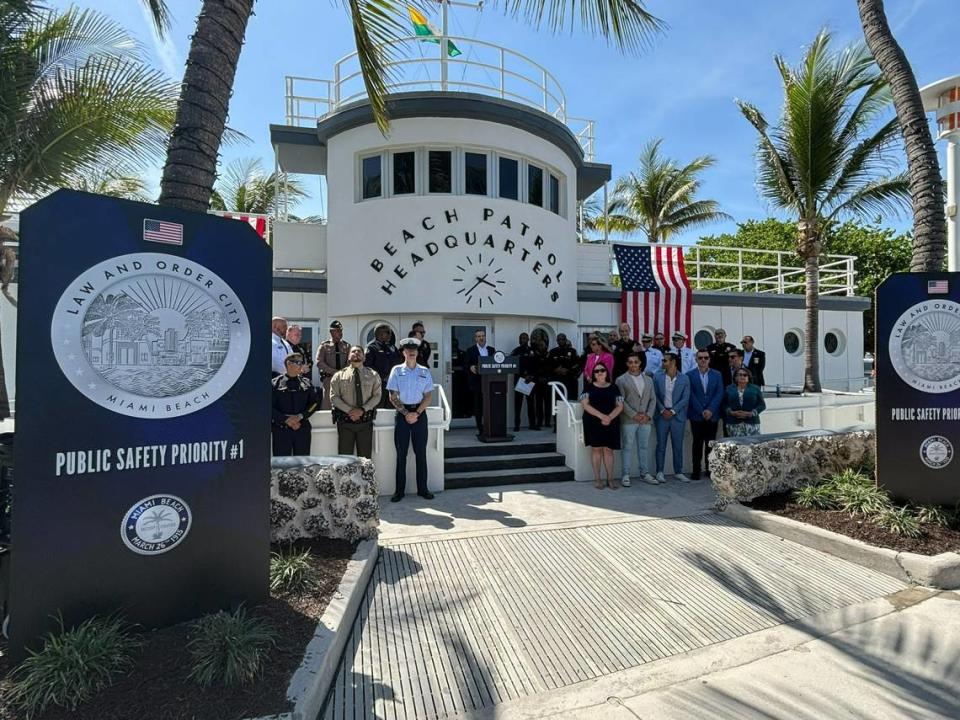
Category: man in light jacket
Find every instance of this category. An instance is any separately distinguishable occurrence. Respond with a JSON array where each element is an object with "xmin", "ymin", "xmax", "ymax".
[
  {"xmin": 686, "ymin": 349, "xmax": 724, "ymax": 480},
  {"xmin": 653, "ymin": 353, "xmax": 691, "ymax": 483},
  {"xmin": 615, "ymin": 352, "xmax": 657, "ymax": 486}
]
